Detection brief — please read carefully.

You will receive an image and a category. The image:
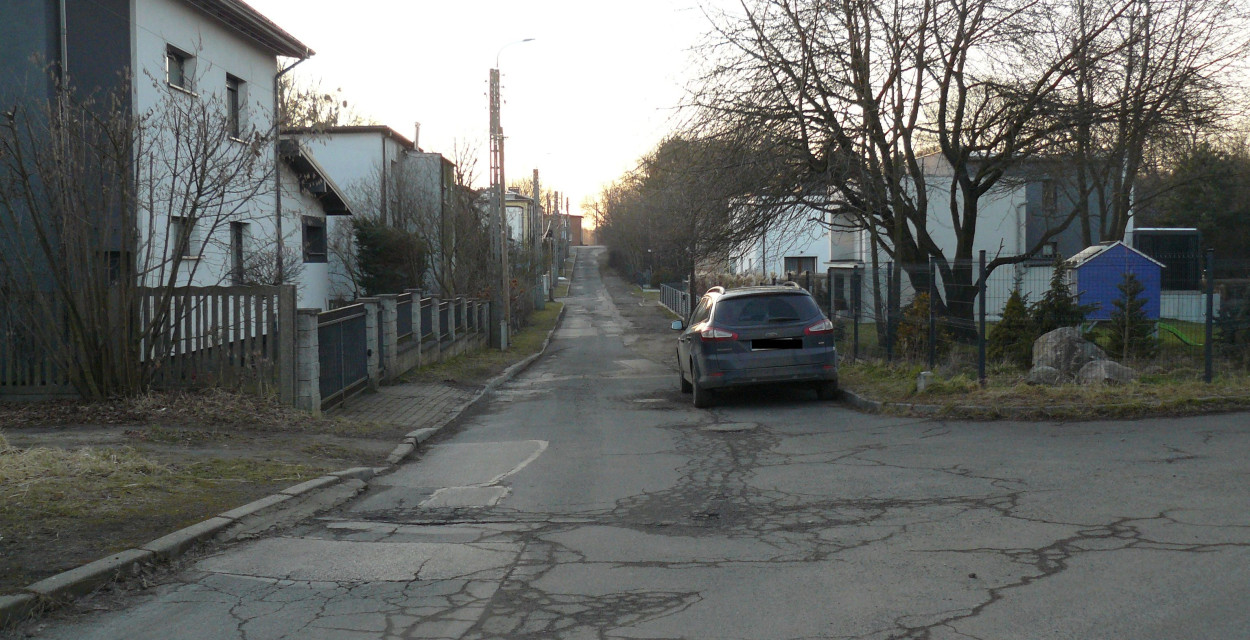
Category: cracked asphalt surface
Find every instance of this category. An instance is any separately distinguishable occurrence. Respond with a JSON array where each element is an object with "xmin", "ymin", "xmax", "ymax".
[{"xmin": 28, "ymin": 246, "xmax": 1250, "ymax": 639}]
